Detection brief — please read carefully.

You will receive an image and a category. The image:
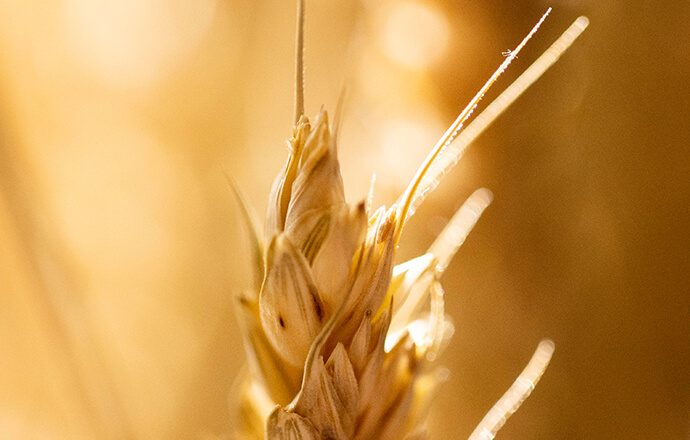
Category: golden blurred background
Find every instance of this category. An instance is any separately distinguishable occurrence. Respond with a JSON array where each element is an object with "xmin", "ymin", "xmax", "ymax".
[{"xmin": 0, "ymin": 0, "xmax": 687, "ymax": 439}]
